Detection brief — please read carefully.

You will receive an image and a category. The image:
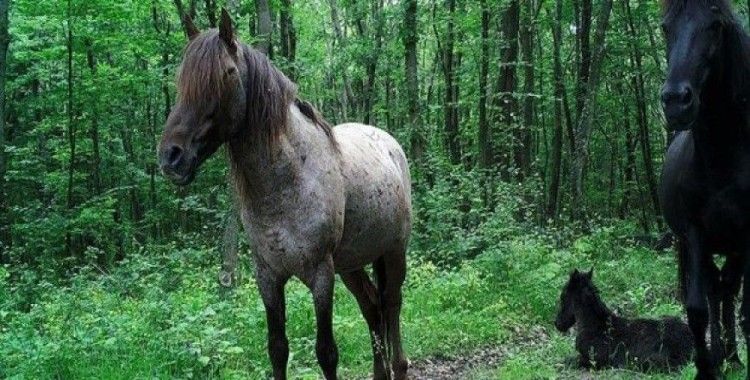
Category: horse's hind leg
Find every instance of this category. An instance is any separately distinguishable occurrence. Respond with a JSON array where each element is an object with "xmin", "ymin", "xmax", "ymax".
[
  {"xmin": 377, "ymin": 253, "xmax": 408, "ymax": 380},
  {"xmin": 721, "ymin": 256, "xmax": 742, "ymax": 366},
  {"xmin": 341, "ymin": 269, "xmax": 387, "ymax": 379},
  {"xmin": 305, "ymin": 258, "xmax": 339, "ymax": 380}
]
